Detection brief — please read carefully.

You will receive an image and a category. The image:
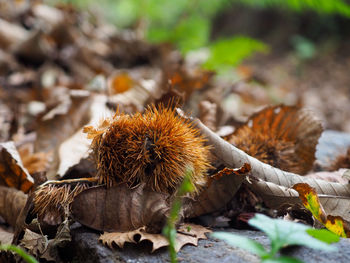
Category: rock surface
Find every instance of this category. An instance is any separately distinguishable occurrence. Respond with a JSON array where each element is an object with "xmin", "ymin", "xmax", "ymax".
[{"xmin": 70, "ymin": 225, "xmax": 350, "ymax": 263}]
